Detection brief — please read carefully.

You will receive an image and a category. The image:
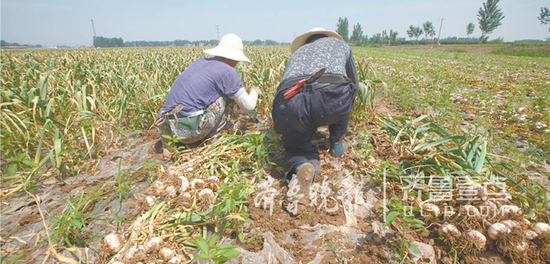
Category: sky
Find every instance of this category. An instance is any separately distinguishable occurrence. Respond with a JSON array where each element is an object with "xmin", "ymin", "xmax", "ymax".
[{"xmin": 1, "ymin": 0, "xmax": 549, "ymax": 46}]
